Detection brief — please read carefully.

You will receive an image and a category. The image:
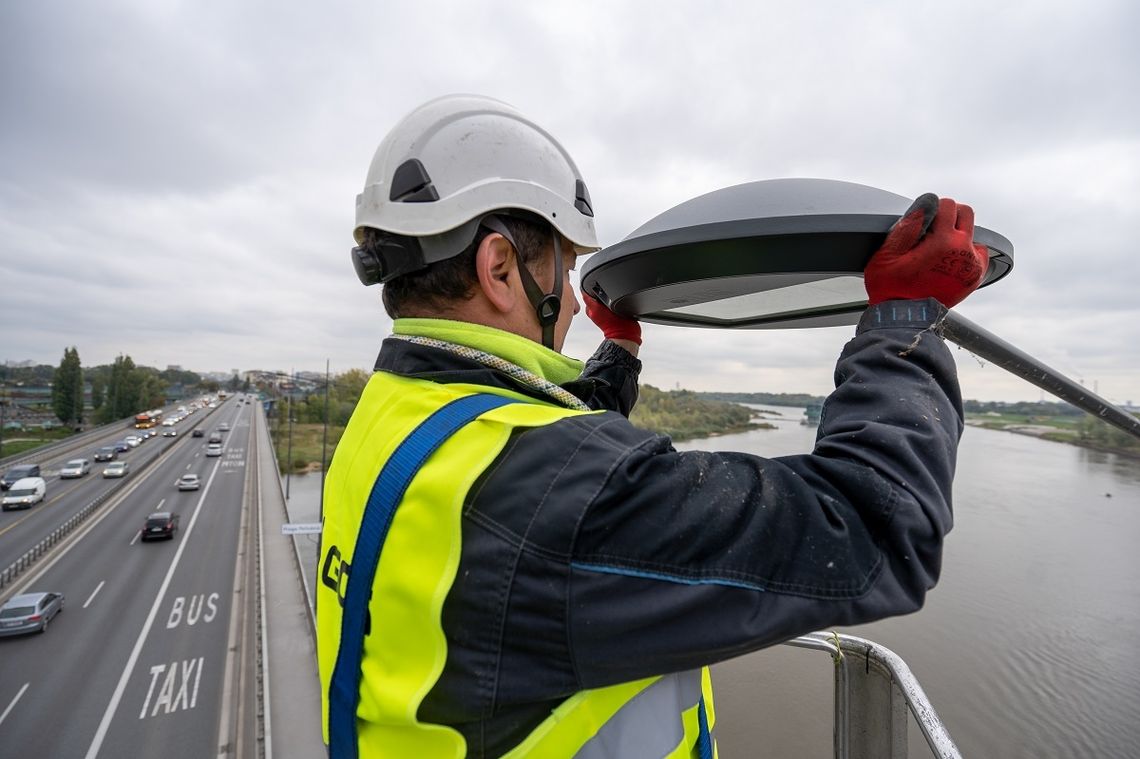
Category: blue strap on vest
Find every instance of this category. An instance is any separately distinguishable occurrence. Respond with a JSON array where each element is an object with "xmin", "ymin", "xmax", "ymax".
[
  {"xmin": 696, "ymin": 695, "xmax": 713, "ymax": 759},
  {"xmin": 328, "ymin": 393, "xmax": 519, "ymax": 759}
]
